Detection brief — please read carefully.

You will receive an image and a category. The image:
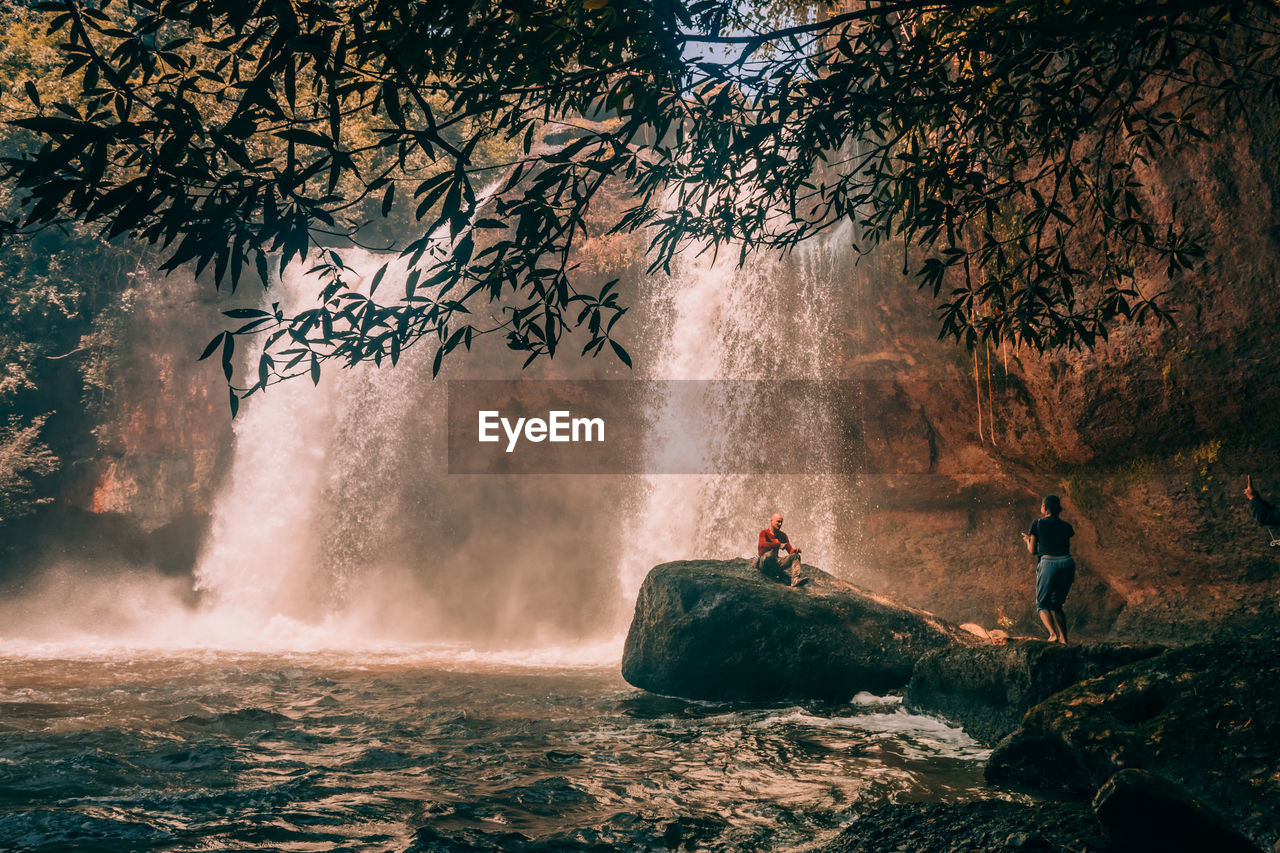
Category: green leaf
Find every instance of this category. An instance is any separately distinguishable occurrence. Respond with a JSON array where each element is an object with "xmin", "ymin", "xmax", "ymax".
[
  {"xmin": 221, "ymin": 332, "xmax": 236, "ymax": 381},
  {"xmin": 255, "ymin": 251, "xmax": 270, "ymax": 287},
  {"xmin": 199, "ymin": 332, "xmax": 226, "ymax": 361},
  {"xmin": 609, "ymin": 339, "xmax": 631, "ymax": 368}
]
